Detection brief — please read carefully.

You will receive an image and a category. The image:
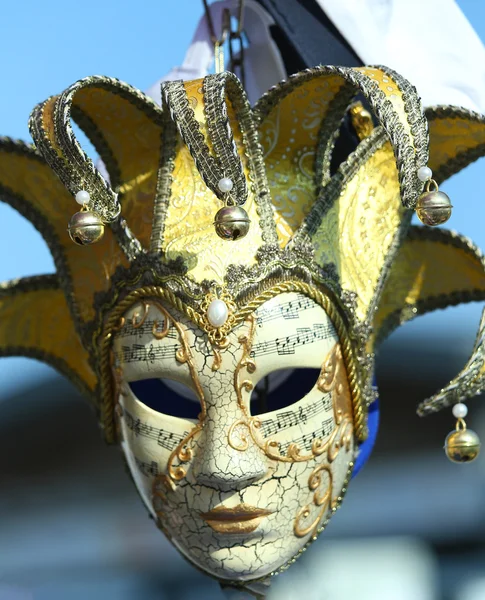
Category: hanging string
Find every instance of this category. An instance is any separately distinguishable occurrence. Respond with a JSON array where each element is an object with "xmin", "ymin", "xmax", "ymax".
[{"xmin": 202, "ymin": 0, "xmax": 246, "ymax": 85}]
